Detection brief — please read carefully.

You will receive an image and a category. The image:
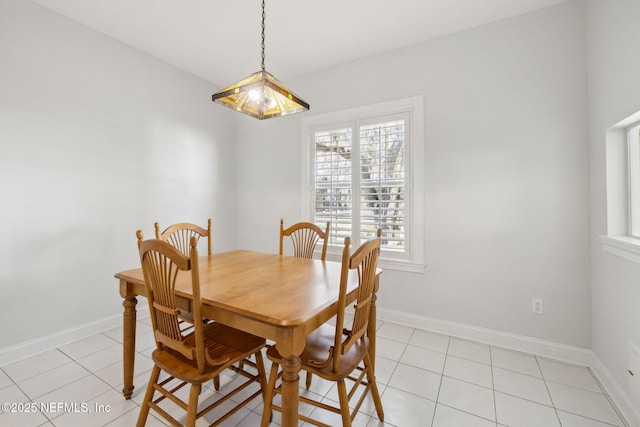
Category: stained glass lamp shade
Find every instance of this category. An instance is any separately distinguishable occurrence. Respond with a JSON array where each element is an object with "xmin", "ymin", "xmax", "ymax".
[{"xmin": 212, "ymin": 70, "xmax": 309, "ymax": 120}]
